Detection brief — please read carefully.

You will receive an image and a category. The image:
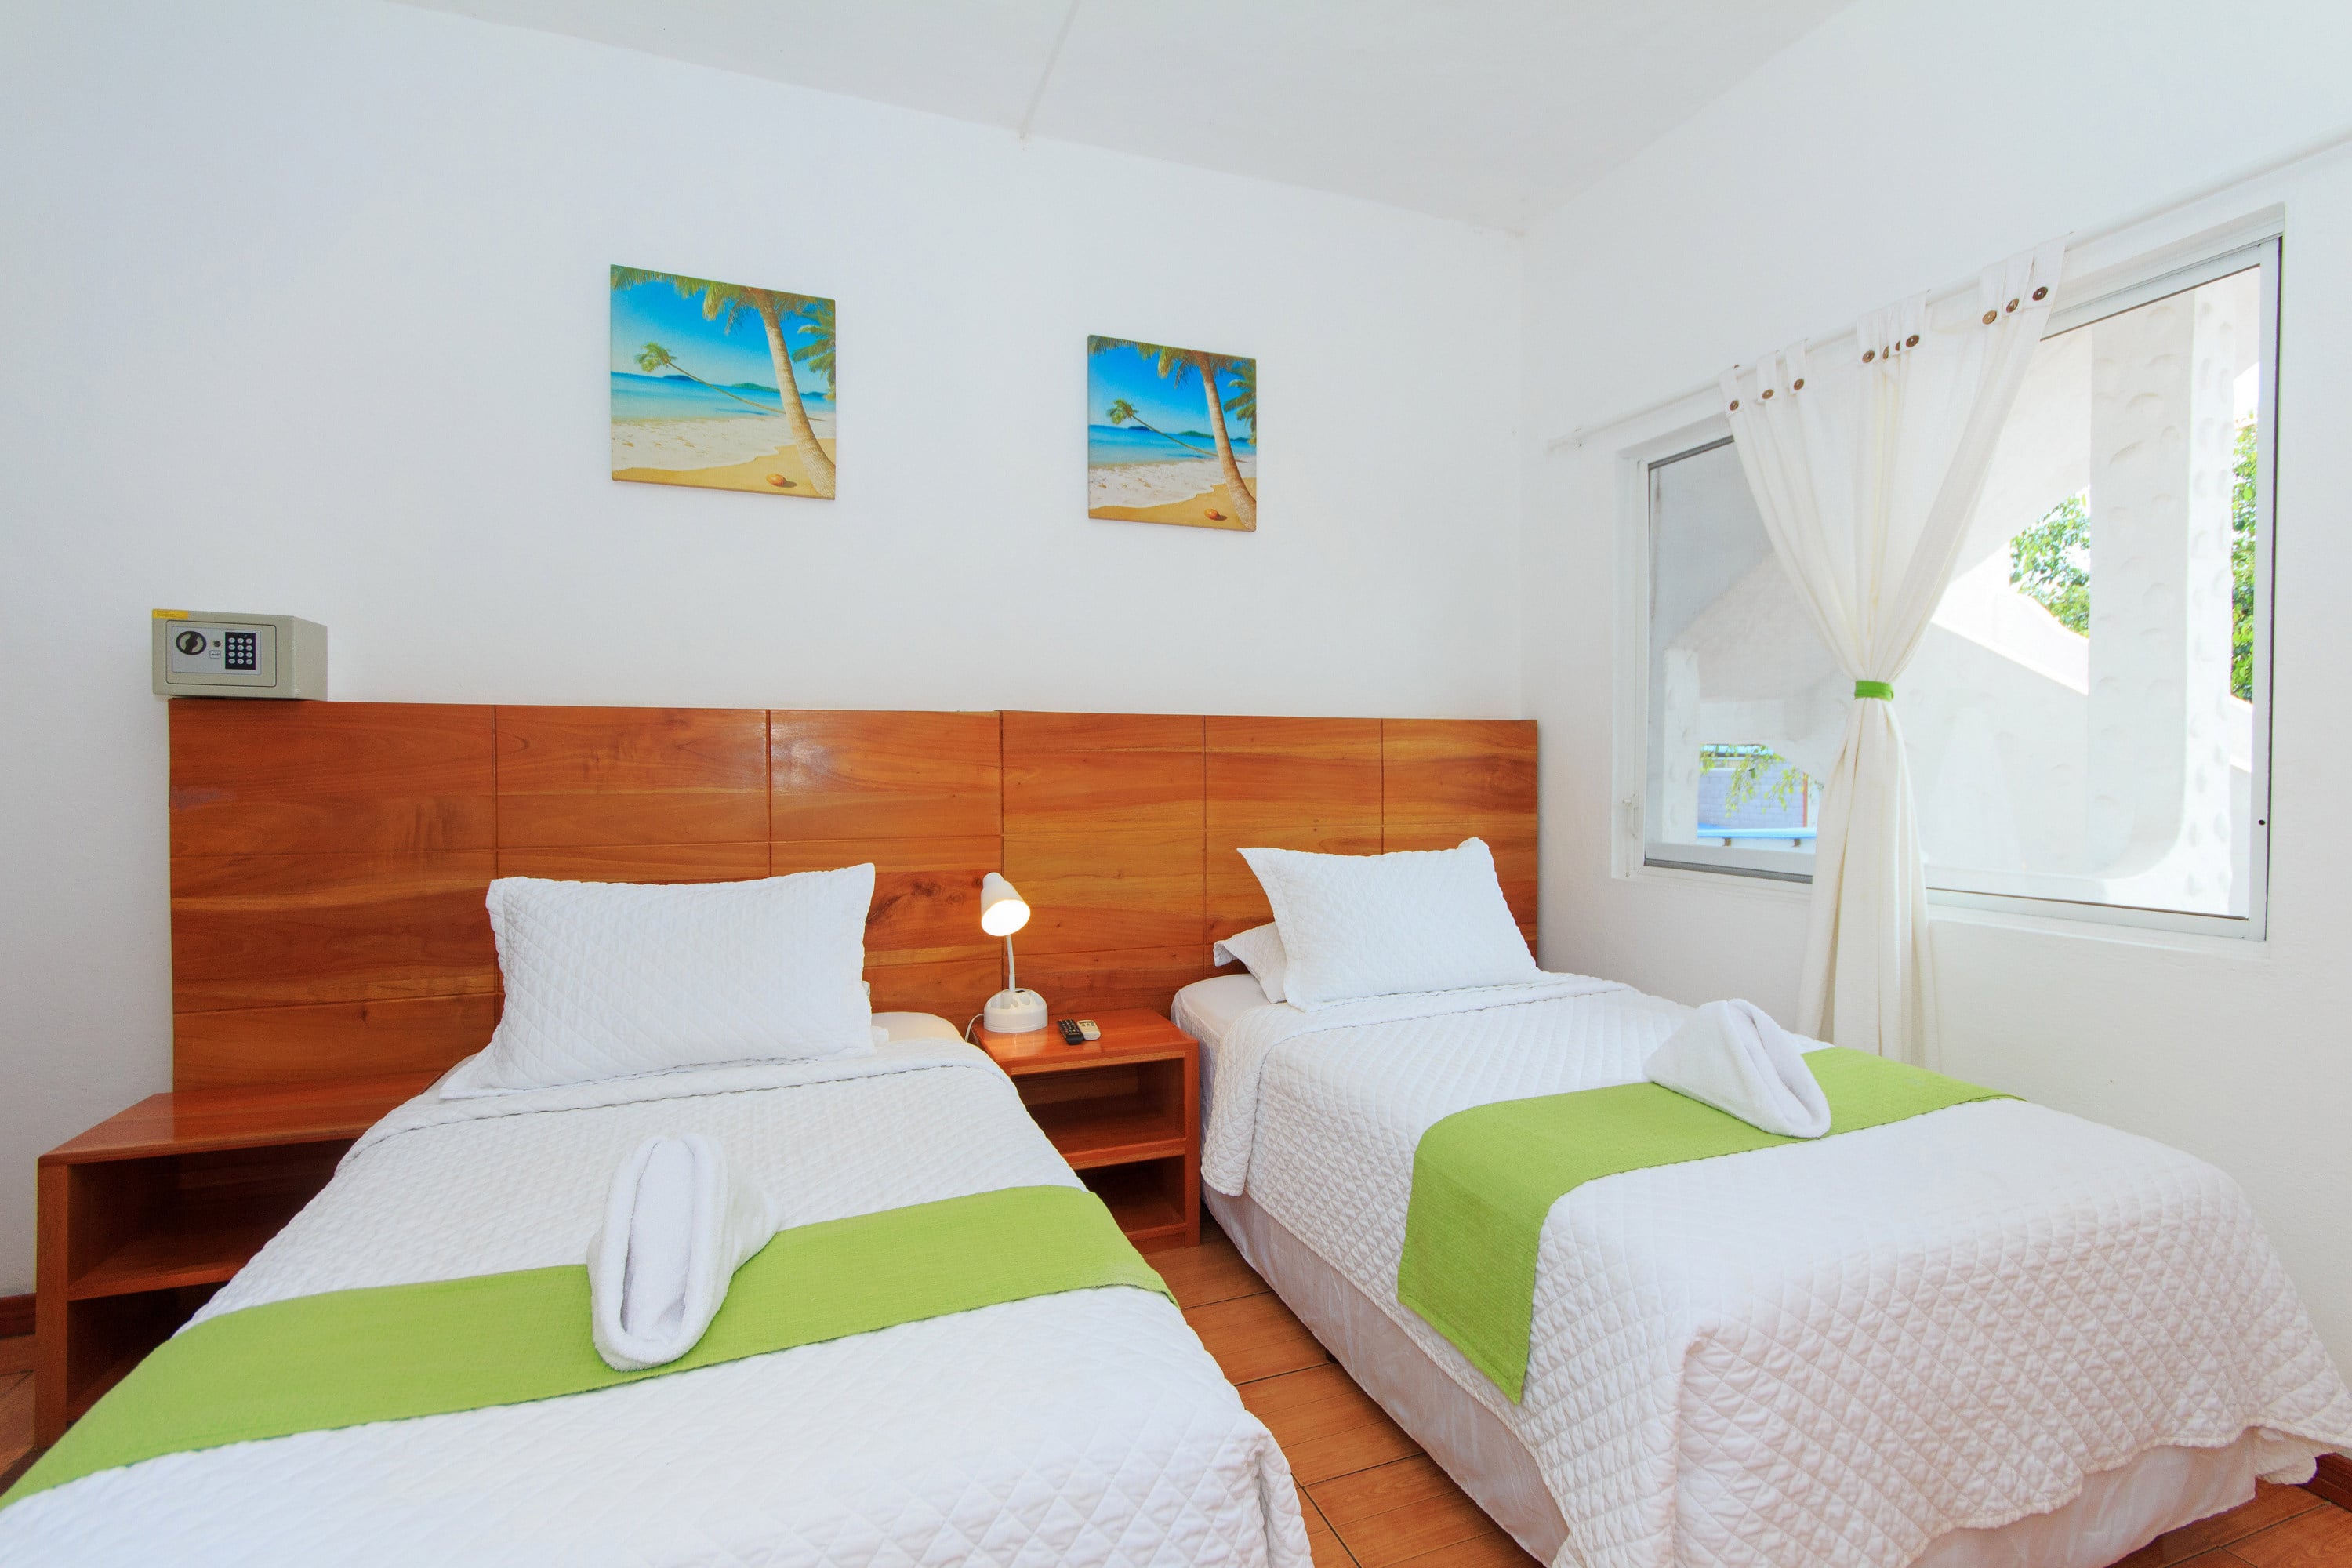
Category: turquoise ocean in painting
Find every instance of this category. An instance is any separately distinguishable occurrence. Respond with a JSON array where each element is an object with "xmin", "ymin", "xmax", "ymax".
[
  {"xmin": 1086, "ymin": 424, "xmax": 1254, "ymax": 467},
  {"xmin": 612, "ymin": 372, "xmax": 835, "ymax": 430}
]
